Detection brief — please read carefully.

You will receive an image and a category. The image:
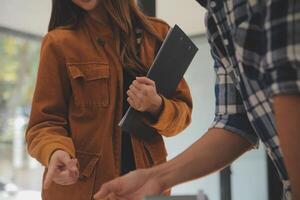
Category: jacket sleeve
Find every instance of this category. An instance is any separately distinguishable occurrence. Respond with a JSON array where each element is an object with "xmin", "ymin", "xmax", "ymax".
[
  {"xmin": 148, "ymin": 78, "xmax": 193, "ymax": 137},
  {"xmin": 25, "ymin": 34, "xmax": 75, "ymax": 167}
]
